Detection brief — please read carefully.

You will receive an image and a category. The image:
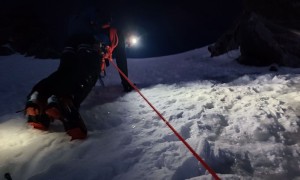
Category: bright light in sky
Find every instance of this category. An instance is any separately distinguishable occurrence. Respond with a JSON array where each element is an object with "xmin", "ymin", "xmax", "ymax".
[
  {"xmin": 130, "ymin": 36, "xmax": 138, "ymax": 45},
  {"xmin": 126, "ymin": 35, "xmax": 140, "ymax": 48}
]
